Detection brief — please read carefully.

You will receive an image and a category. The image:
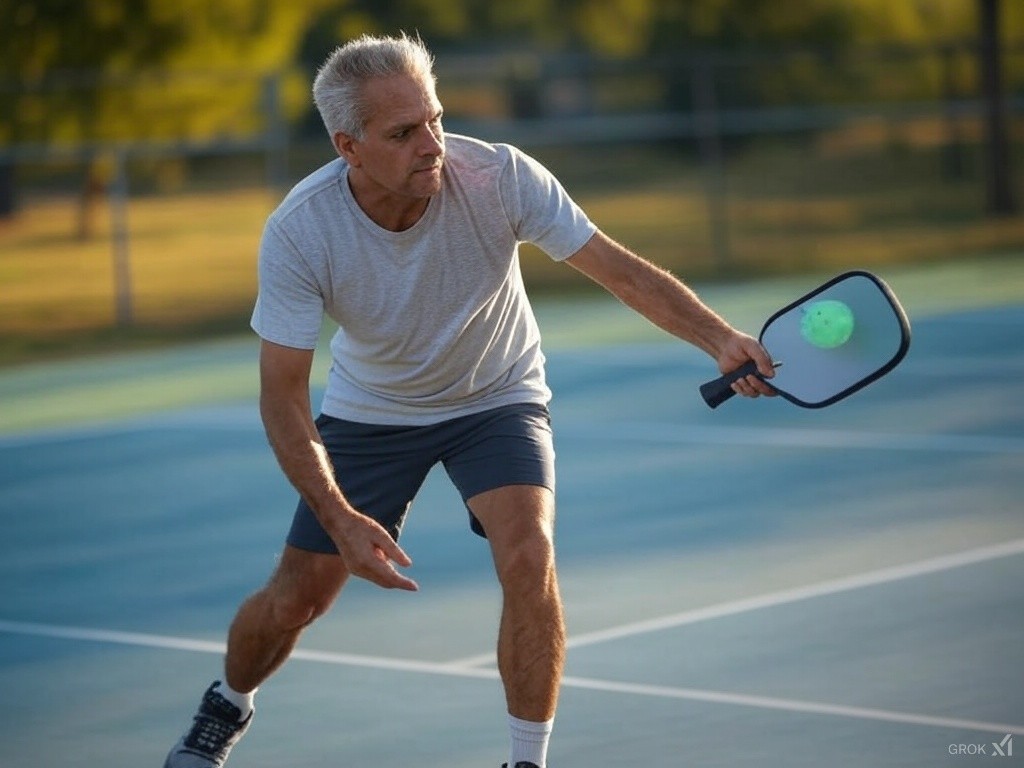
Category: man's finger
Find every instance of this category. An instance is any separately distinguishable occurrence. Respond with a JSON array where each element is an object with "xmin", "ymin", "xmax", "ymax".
[
  {"xmin": 370, "ymin": 557, "xmax": 419, "ymax": 591},
  {"xmin": 366, "ymin": 544, "xmax": 418, "ymax": 591},
  {"xmin": 378, "ymin": 537, "xmax": 413, "ymax": 568}
]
